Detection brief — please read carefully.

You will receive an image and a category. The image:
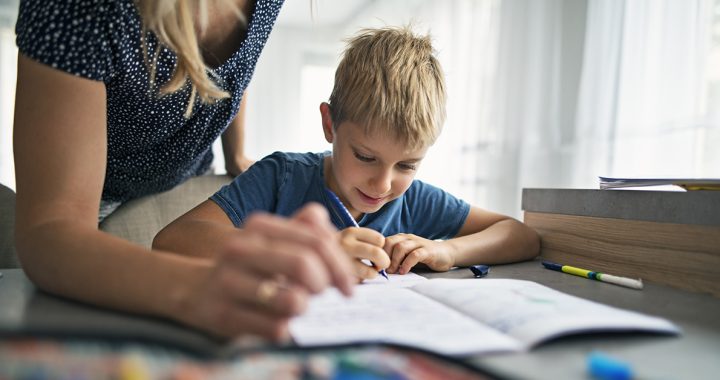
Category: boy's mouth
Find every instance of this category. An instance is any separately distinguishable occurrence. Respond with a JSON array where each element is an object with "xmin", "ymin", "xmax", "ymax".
[{"xmin": 356, "ymin": 189, "xmax": 387, "ymax": 206}]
